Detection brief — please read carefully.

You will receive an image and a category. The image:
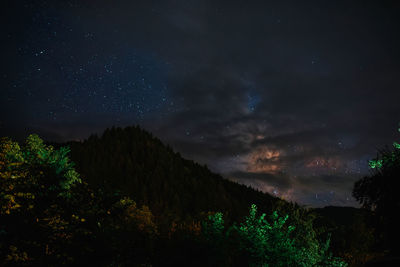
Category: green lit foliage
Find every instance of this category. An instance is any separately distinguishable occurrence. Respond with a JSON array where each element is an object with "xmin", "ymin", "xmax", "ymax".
[
  {"xmin": 23, "ymin": 134, "xmax": 81, "ymax": 195},
  {"xmin": 201, "ymin": 204, "xmax": 347, "ymax": 267},
  {"xmin": 0, "ymin": 134, "xmax": 82, "ymax": 228},
  {"xmin": 368, "ymin": 159, "xmax": 383, "ymax": 169},
  {"xmin": 0, "ymin": 135, "xmax": 88, "ymax": 265},
  {"xmin": 231, "ymin": 205, "xmax": 297, "ymax": 266},
  {"xmin": 0, "ymin": 134, "xmax": 161, "ymax": 266},
  {"xmin": 353, "ymin": 126, "xmax": 400, "ymax": 254},
  {"xmin": 0, "ymin": 130, "xmax": 369, "ymax": 265},
  {"xmin": 1, "ymin": 134, "xmax": 81, "ymax": 200},
  {"xmin": 200, "ymin": 212, "xmax": 227, "ymax": 265},
  {"xmin": 393, "ymin": 141, "xmax": 400, "ymax": 150},
  {"xmin": 202, "ymin": 212, "xmax": 224, "ymax": 241},
  {"xmin": 353, "ymin": 127, "xmax": 400, "ymax": 211},
  {"xmin": 368, "ymin": 128, "xmax": 400, "ymax": 170}
]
